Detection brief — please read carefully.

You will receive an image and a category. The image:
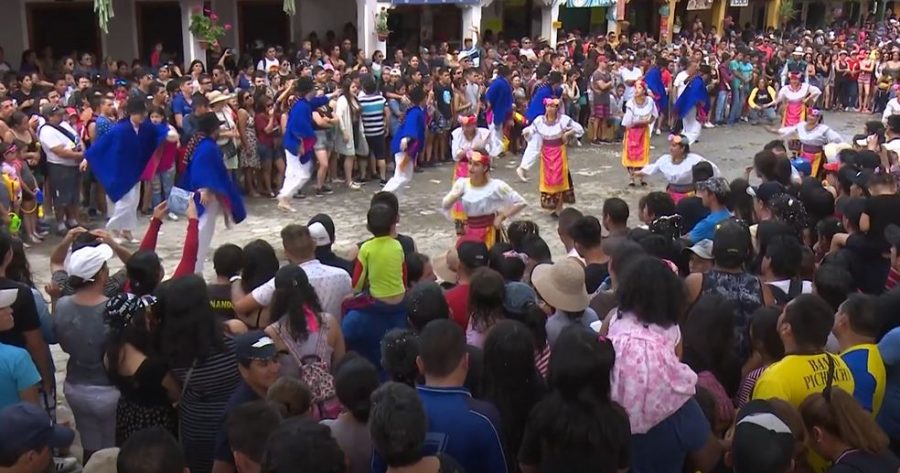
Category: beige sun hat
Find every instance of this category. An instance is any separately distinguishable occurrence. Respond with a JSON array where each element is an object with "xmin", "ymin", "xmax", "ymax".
[
  {"xmin": 531, "ymin": 258, "xmax": 590, "ymax": 312},
  {"xmin": 432, "ymin": 246, "xmax": 460, "ymax": 284},
  {"xmin": 206, "ymin": 90, "xmax": 234, "ymax": 105},
  {"xmin": 823, "ymin": 142, "xmax": 851, "ymax": 162}
]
